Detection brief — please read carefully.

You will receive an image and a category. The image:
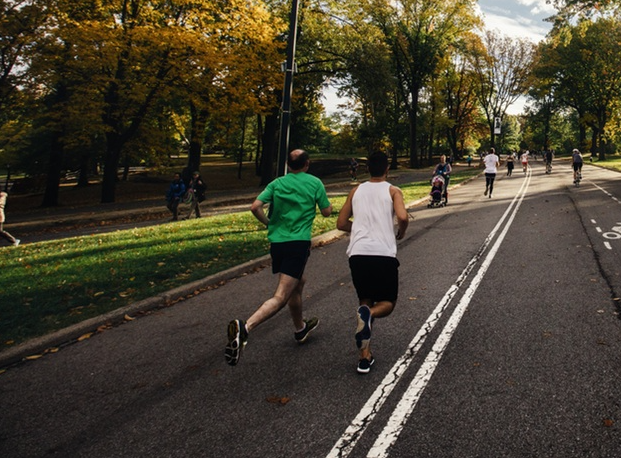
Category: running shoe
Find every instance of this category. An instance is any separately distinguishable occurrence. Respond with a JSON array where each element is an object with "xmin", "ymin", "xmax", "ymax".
[
  {"xmin": 225, "ymin": 319, "xmax": 248, "ymax": 366},
  {"xmin": 357, "ymin": 356, "xmax": 375, "ymax": 374},
  {"xmin": 294, "ymin": 317, "xmax": 319, "ymax": 343},
  {"xmin": 355, "ymin": 305, "xmax": 372, "ymax": 350}
]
